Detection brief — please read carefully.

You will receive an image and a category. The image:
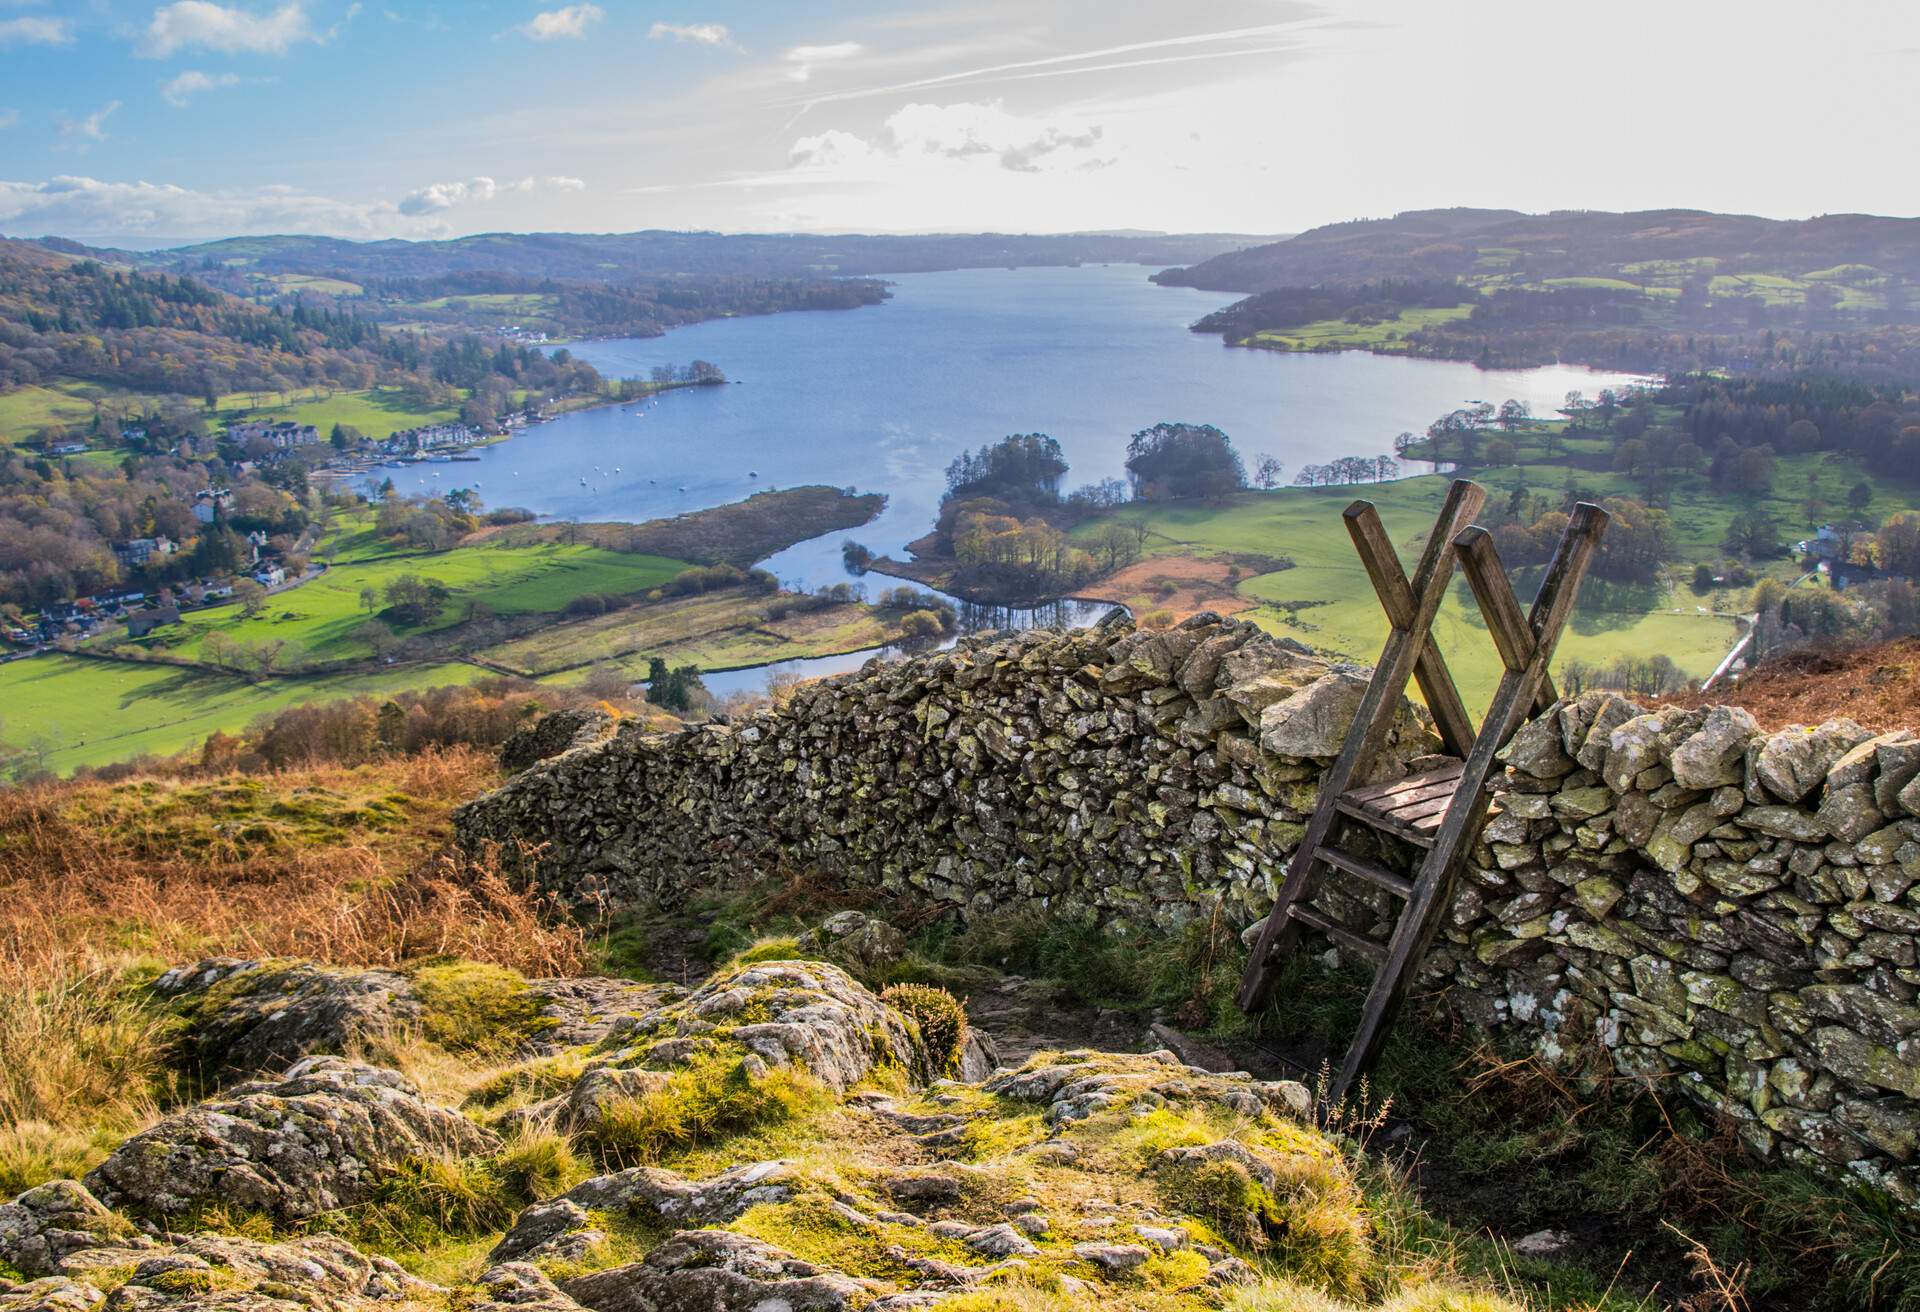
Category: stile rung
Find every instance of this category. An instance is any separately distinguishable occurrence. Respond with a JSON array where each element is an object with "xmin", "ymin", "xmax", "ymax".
[
  {"xmin": 1286, "ymin": 904, "xmax": 1388, "ymax": 961},
  {"xmin": 1316, "ymin": 845, "xmax": 1414, "ymax": 899}
]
